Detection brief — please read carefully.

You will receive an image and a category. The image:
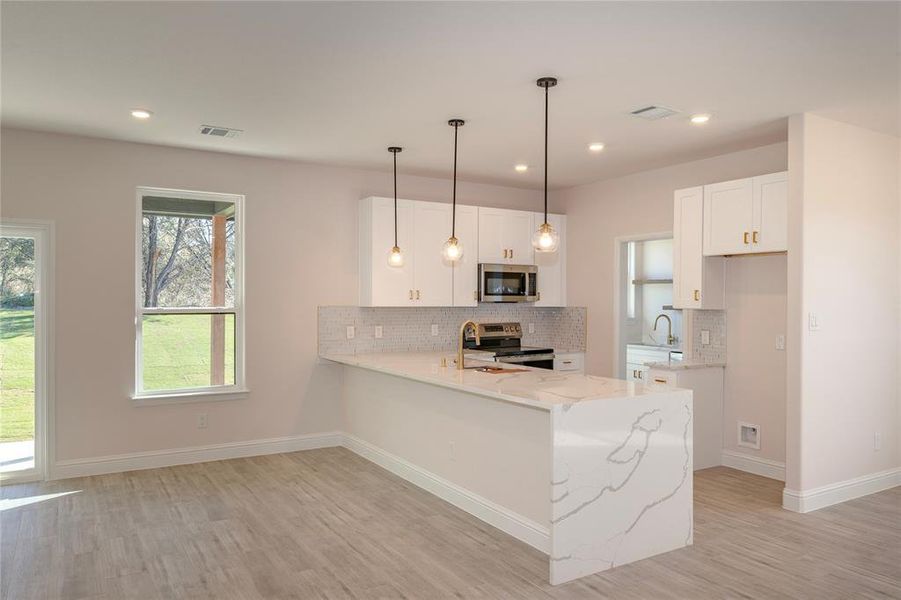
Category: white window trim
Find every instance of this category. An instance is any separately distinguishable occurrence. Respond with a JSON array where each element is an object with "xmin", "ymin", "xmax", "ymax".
[{"xmin": 133, "ymin": 186, "xmax": 246, "ymax": 402}]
